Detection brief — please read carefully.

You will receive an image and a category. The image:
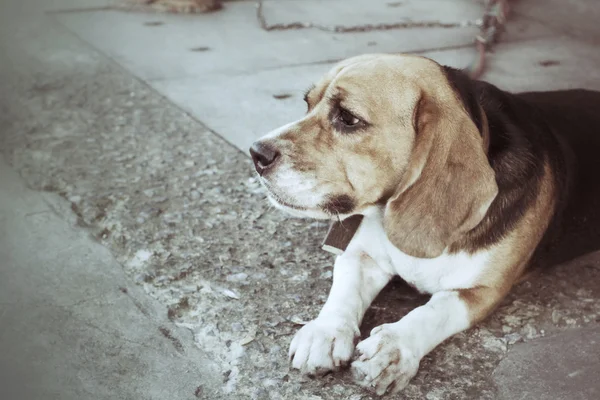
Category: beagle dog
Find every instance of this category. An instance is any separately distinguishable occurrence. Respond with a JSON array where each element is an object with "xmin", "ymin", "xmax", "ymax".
[{"xmin": 249, "ymin": 54, "xmax": 600, "ymax": 395}]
